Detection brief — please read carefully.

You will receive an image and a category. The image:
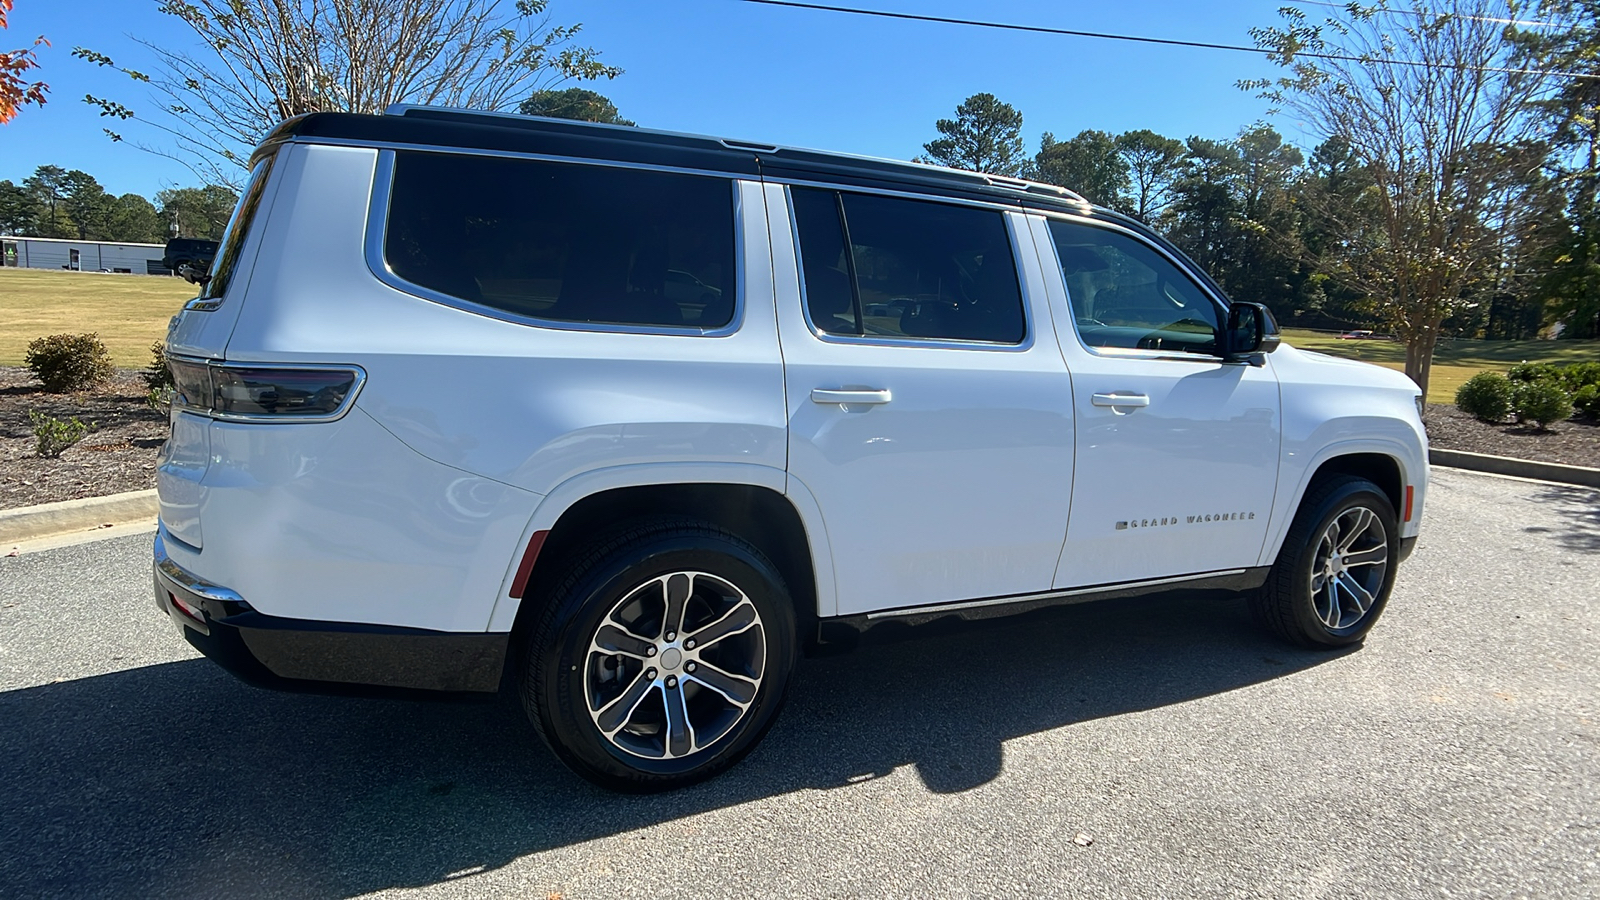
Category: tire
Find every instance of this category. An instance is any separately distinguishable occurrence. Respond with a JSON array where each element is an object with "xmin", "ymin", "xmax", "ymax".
[
  {"xmin": 521, "ymin": 518, "xmax": 797, "ymax": 792},
  {"xmin": 1253, "ymin": 475, "xmax": 1400, "ymax": 648}
]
